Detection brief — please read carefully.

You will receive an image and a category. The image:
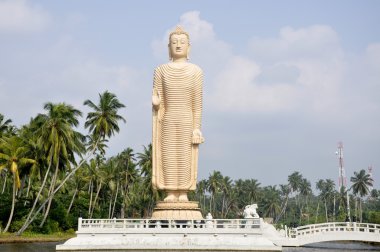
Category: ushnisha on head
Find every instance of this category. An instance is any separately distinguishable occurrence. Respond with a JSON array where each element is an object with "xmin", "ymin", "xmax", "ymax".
[{"xmin": 168, "ymin": 26, "xmax": 191, "ymax": 61}]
